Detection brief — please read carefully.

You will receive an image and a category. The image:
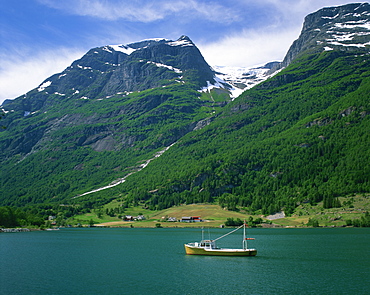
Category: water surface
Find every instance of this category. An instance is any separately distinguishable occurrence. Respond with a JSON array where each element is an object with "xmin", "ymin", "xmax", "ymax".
[{"xmin": 1, "ymin": 228, "xmax": 369, "ymax": 294}]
